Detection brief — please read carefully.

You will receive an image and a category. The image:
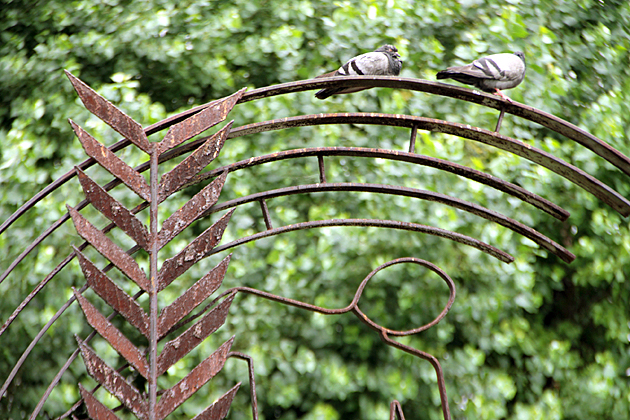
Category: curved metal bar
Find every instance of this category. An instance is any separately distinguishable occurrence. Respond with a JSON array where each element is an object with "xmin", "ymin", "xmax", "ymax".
[
  {"xmin": 204, "ymin": 183, "xmax": 573, "ymax": 263},
  {"xmin": 380, "ymin": 331, "xmax": 451, "ymax": 420},
  {"xmin": 1, "ymin": 140, "xmax": 557, "ymax": 292},
  {"xmin": 229, "ymin": 257, "xmax": 455, "ymax": 420},
  {"xmin": 210, "ymin": 218, "xmax": 513, "ymax": 263},
  {"xmin": 239, "ymin": 77, "xmax": 630, "ymax": 178},
  {"xmin": 181, "ymin": 147, "xmax": 569, "ymax": 221},
  {"xmin": 224, "ymin": 113, "xmax": 630, "ymax": 217},
  {"xmin": 351, "ymin": 259, "xmax": 456, "ymax": 337},
  {"xmin": 3, "ymin": 75, "xmax": 626, "ymax": 239}
]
